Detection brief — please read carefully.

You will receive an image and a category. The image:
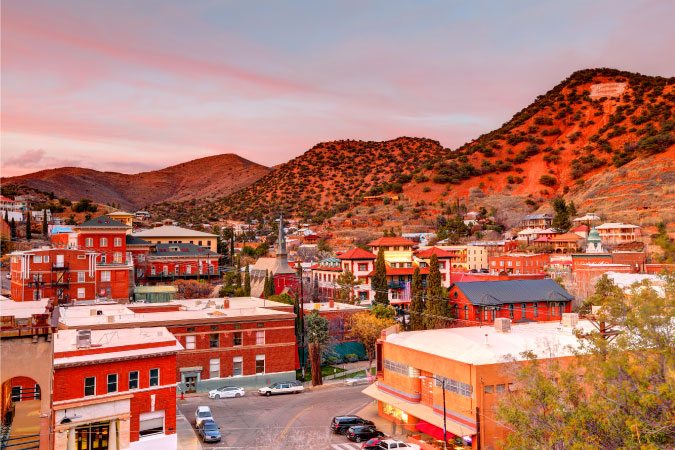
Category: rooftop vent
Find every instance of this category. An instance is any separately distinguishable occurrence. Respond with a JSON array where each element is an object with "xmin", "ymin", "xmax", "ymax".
[
  {"xmin": 561, "ymin": 313, "xmax": 579, "ymax": 328},
  {"xmin": 494, "ymin": 318, "xmax": 511, "ymax": 333},
  {"xmin": 76, "ymin": 329, "xmax": 92, "ymax": 348}
]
